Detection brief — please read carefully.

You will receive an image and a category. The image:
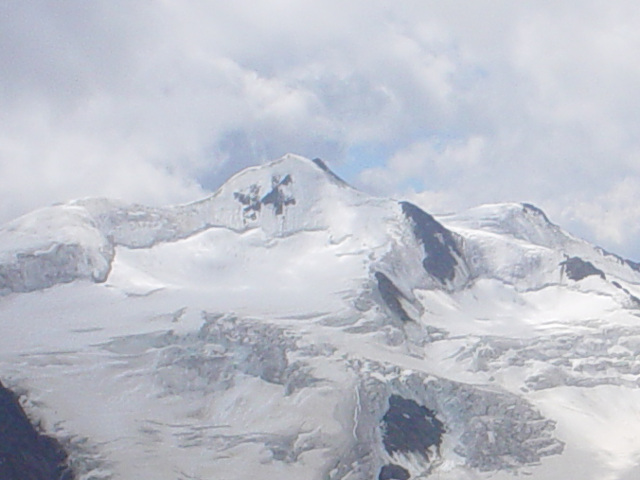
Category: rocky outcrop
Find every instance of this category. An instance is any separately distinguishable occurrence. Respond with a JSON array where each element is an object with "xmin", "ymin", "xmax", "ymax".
[
  {"xmin": 0, "ymin": 381, "xmax": 73, "ymax": 480},
  {"xmin": 400, "ymin": 202, "xmax": 465, "ymax": 284},
  {"xmin": 560, "ymin": 256, "xmax": 605, "ymax": 281}
]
